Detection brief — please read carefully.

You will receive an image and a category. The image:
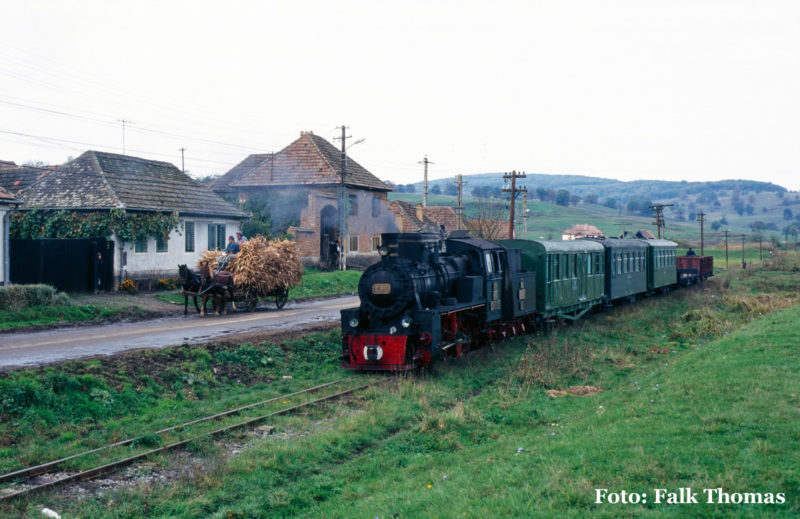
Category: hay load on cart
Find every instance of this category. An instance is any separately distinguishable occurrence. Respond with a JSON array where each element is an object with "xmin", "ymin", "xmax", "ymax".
[{"xmin": 197, "ymin": 237, "xmax": 303, "ymax": 311}]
